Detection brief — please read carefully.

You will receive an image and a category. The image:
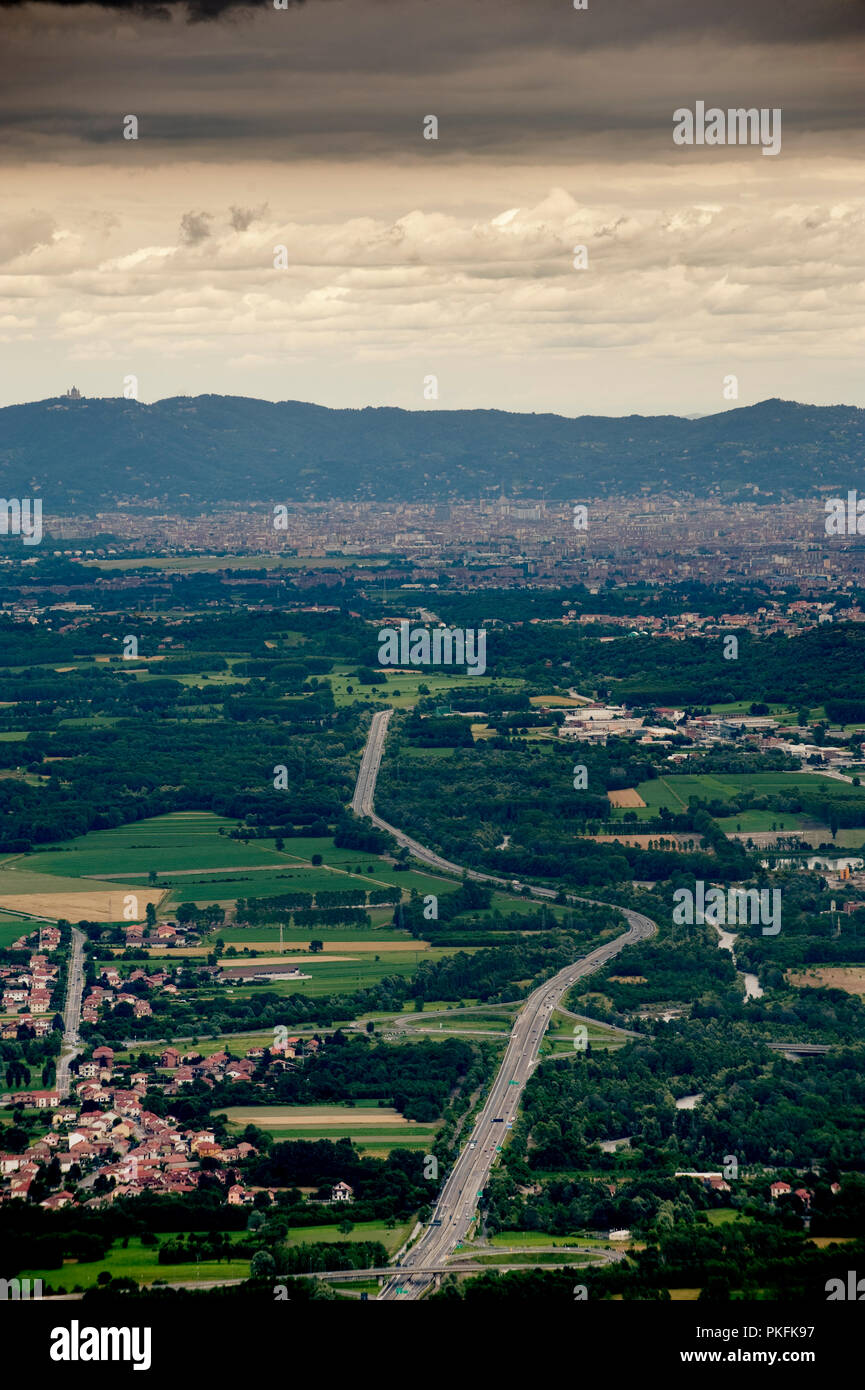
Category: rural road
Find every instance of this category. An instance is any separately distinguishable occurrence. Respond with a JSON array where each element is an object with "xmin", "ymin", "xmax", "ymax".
[
  {"xmin": 351, "ymin": 709, "xmax": 658, "ymax": 1302},
  {"xmin": 56, "ymin": 926, "xmax": 86, "ymax": 1099}
]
